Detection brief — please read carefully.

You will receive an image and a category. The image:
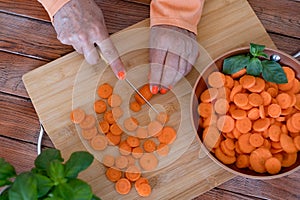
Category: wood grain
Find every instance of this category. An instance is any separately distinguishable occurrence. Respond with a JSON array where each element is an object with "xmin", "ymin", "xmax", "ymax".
[{"xmin": 269, "ymin": 33, "xmax": 300, "ymax": 58}]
